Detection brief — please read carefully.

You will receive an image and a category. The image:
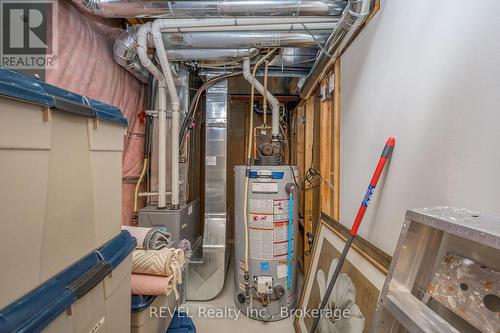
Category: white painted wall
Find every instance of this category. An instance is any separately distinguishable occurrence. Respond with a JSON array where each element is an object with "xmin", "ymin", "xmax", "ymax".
[{"xmin": 340, "ymin": 0, "xmax": 500, "ymax": 255}]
